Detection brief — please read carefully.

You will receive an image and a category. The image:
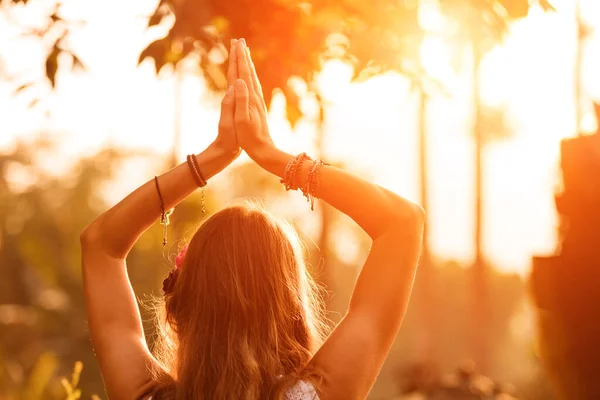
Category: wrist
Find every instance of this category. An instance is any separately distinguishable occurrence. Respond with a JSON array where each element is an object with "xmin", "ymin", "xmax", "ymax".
[
  {"xmin": 250, "ymin": 142, "xmax": 278, "ymax": 165},
  {"xmin": 212, "ymin": 139, "xmax": 241, "ymax": 161},
  {"xmin": 252, "ymin": 145, "xmax": 291, "ymax": 178},
  {"xmin": 195, "ymin": 142, "xmax": 238, "ymax": 180}
]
